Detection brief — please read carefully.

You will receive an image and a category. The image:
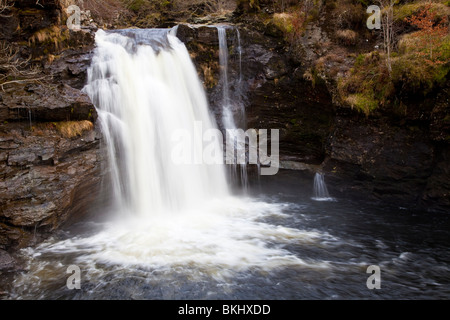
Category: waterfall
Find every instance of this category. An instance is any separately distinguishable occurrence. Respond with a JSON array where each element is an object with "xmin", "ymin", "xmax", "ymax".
[
  {"xmin": 216, "ymin": 26, "xmax": 248, "ymax": 188},
  {"xmin": 83, "ymin": 29, "xmax": 228, "ymax": 216},
  {"xmin": 312, "ymin": 173, "xmax": 333, "ymax": 201},
  {"xmin": 6, "ymin": 28, "xmax": 334, "ymax": 296}
]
